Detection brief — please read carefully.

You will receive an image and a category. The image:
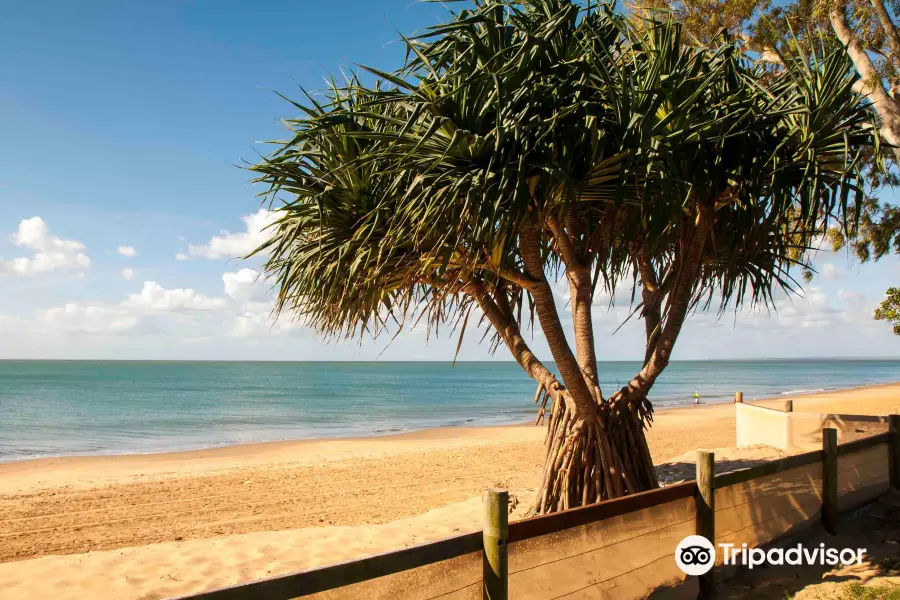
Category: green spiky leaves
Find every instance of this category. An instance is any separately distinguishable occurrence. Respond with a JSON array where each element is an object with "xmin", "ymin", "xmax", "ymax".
[{"xmin": 249, "ymin": 1, "xmax": 879, "ymax": 346}]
